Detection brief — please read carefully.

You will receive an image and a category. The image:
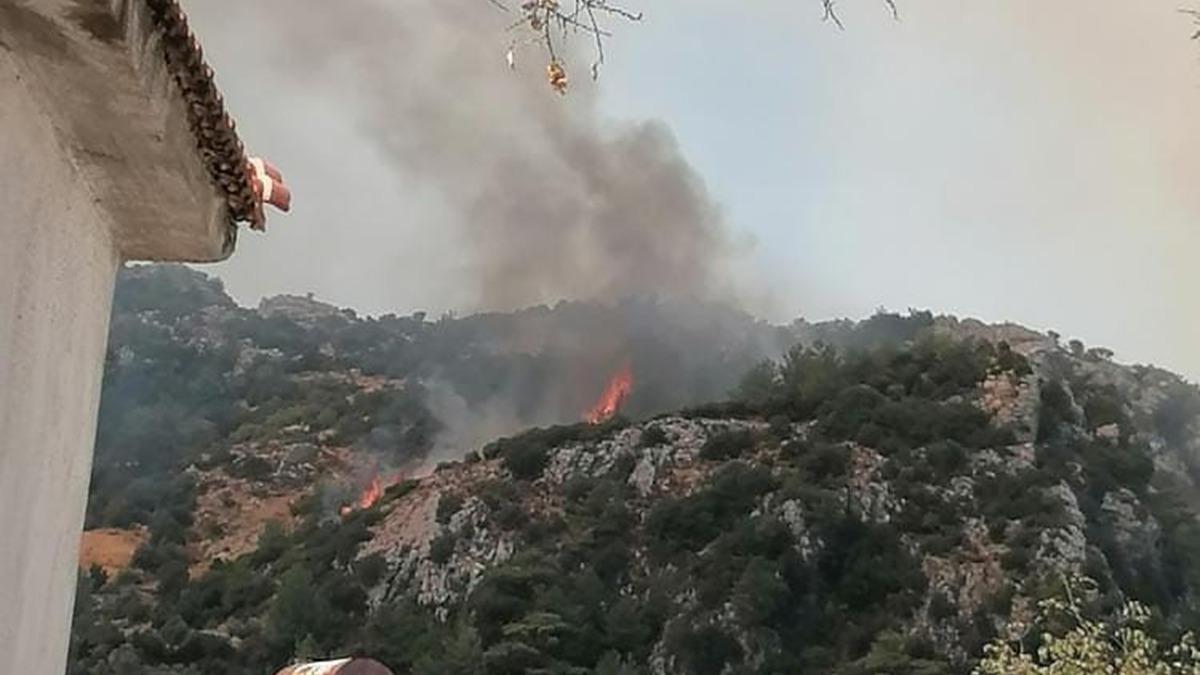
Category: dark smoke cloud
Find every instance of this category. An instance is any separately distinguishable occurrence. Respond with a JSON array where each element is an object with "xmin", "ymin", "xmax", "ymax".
[{"xmin": 186, "ymin": 0, "xmax": 730, "ymax": 311}]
